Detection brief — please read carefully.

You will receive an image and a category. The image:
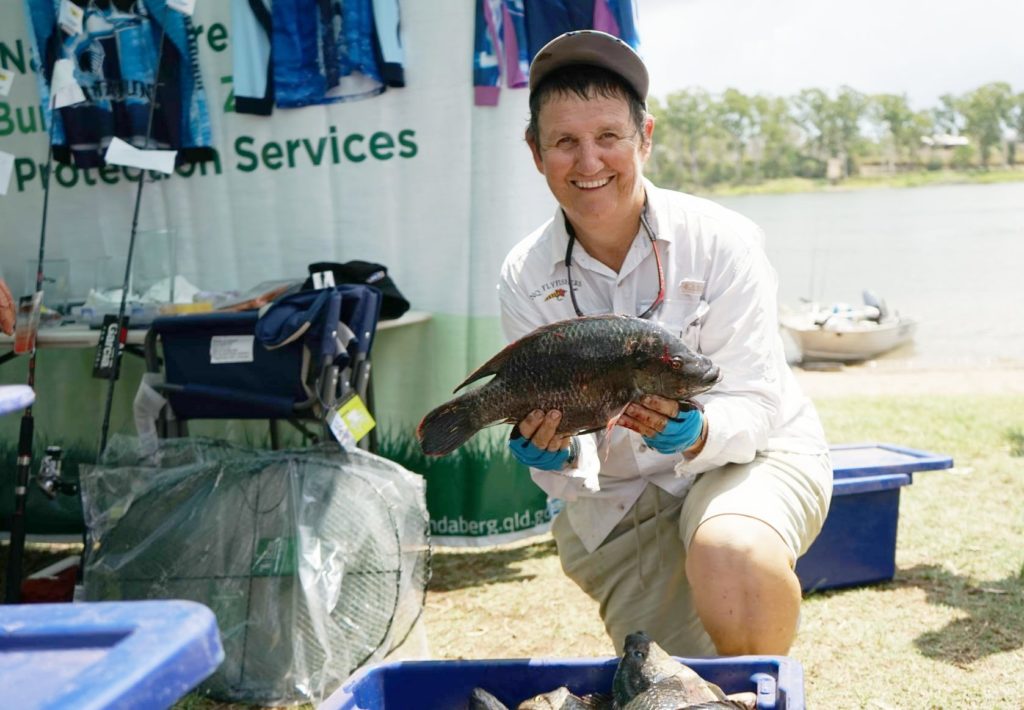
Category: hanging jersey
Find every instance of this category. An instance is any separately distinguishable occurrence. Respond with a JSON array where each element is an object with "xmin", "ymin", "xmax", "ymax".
[
  {"xmin": 371, "ymin": 0, "xmax": 404, "ymax": 87},
  {"xmin": 475, "ymin": 0, "xmax": 641, "ymax": 107},
  {"xmin": 232, "ymin": 0, "xmax": 274, "ymax": 115},
  {"xmin": 473, "ymin": 0, "xmax": 529, "ymax": 107},
  {"xmin": 231, "ymin": 0, "xmax": 404, "ymax": 114},
  {"xmin": 23, "ymin": 0, "xmax": 216, "ymax": 168},
  {"xmin": 524, "ymin": 0, "xmax": 640, "ymax": 57}
]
